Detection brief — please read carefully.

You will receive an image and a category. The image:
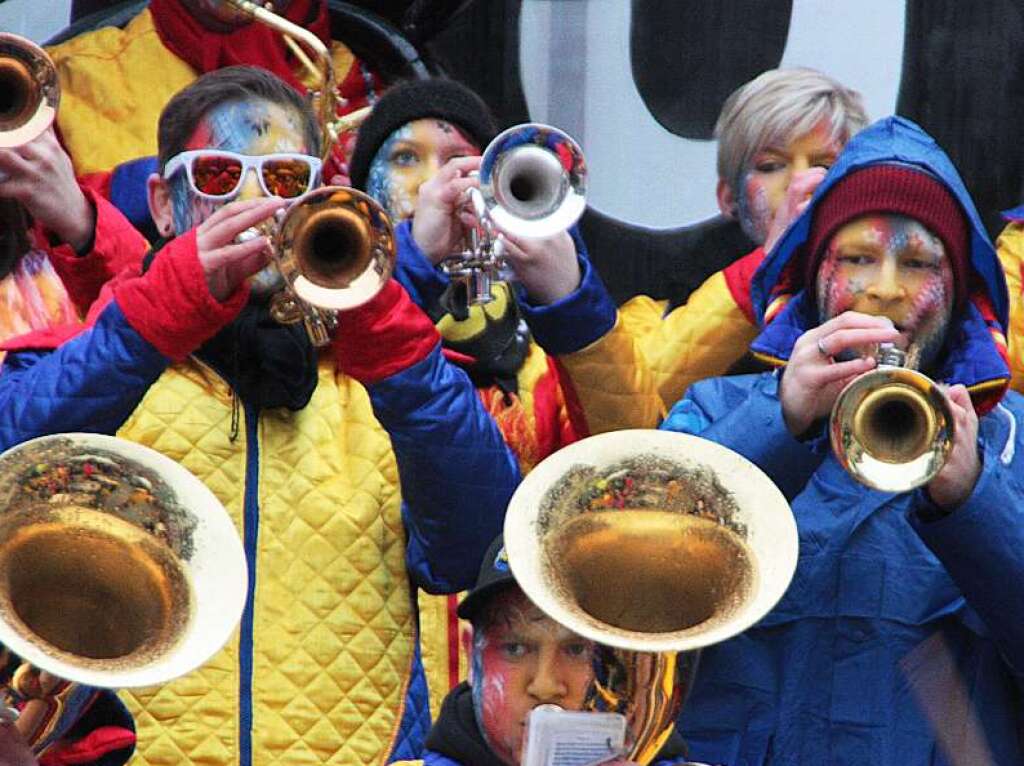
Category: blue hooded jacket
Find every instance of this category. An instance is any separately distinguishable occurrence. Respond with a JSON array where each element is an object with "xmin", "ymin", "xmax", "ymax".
[{"xmin": 662, "ymin": 118, "xmax": 1024, "ymax": 765}]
